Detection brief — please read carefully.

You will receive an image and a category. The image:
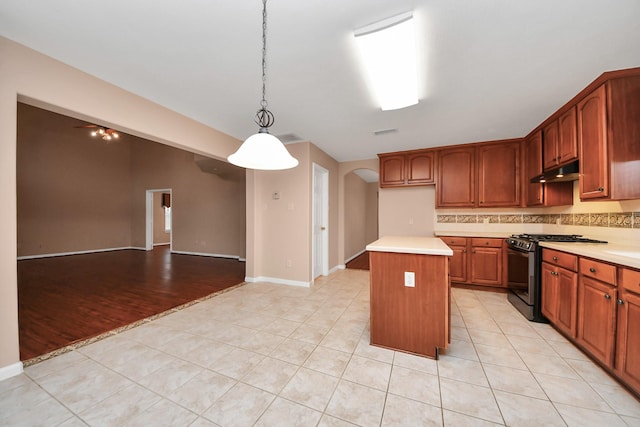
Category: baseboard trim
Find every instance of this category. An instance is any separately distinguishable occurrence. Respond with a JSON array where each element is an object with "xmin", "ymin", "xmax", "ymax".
[
  {"xmin": 245, "ymin": 276, "xmax": 311, "ymax": 288},
  {"xmin": 0, "ymin": 361, "xmax": 23, "ymax": 381},
  {"xmin": 17, "ymin": 247, "xmax": 142, "ymax": 260},
  {"xmin": 330, "ymin": 265, "xmax": 344, "ymax": 274},
  {"xmin": 171, "ymin": 250, "xmax": 241, "ymax": 260},
  {"xmin": 344, "ymin": 248, "xmax": 366, "ymax": 264}
]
